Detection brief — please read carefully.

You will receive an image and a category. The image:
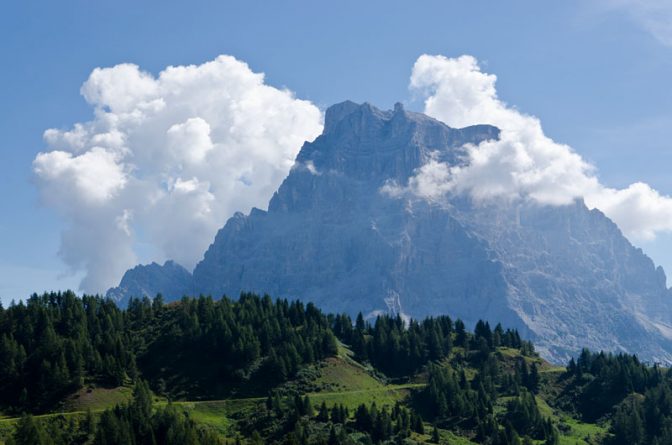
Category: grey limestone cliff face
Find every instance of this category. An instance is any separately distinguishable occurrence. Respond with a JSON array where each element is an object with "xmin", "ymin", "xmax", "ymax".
[
  {"xmin": 192, "ymin": 102, "xmax": 508, "ymax": 319},
  {"xmin": 109, "ymin": 101, "xmax": 672, "ymax": 363},
  {"xmin": 451, "ymin": 199, "xmax": 672, "ymax": 361}
]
